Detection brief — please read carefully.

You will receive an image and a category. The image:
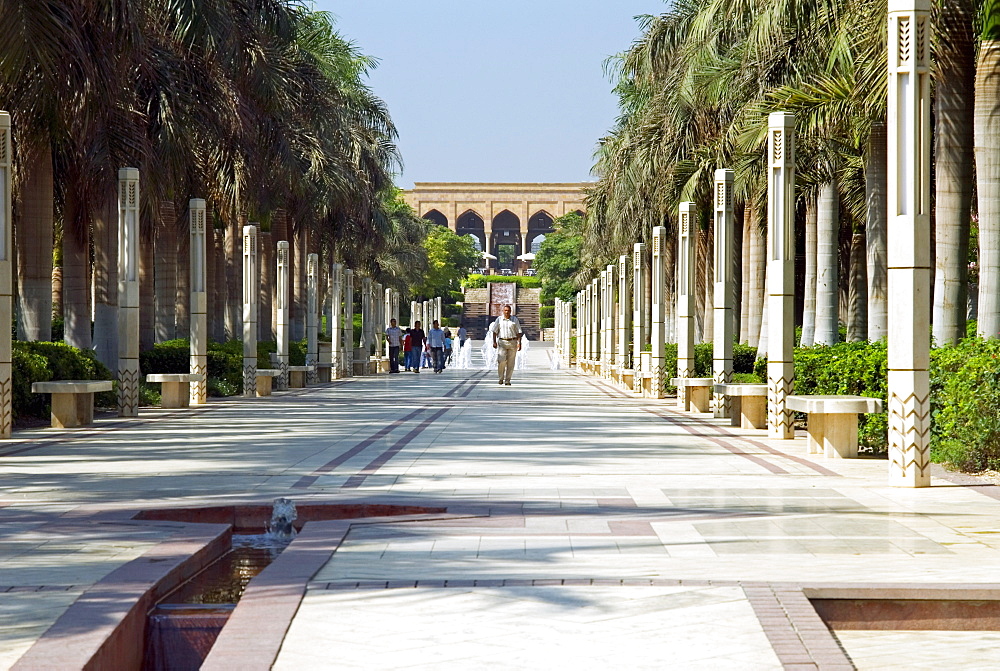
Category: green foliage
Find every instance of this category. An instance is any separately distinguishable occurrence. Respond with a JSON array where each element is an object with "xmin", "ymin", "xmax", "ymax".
[
  {"xmin": 412, "ymin": 226, "xmax": 481, "ymax": 300},
  {"xmin": 463, "ymin": 274, "xmax": 542, "ymax": 289},
  {"xmin": 731, "ymin": 372, "xmax": 762, "ymax": 383},
  {"xmin": 13, "ymin": 342, "xmax": 115, "ymax": 421},
  {"xmin": 930, "ymin": 338, "xmax": 1000, "ymax": 470},
  {"xmin": 139, "ymin": 382, "xmax": 161, "ymax": 407},
  {"xmin": 541, "ymin": 317, "xmax": 555, "ymax": 329},
  {"xmin": 540, "ymin": 305, "xmax": 555, "ymax": 319},
  {"xmin": 534, "ymin": 213, "xmax": 584, "ymax": 303},
  {"xmin": 444, "ymin": 303, "xmax": 462, "ymax": 318}
]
